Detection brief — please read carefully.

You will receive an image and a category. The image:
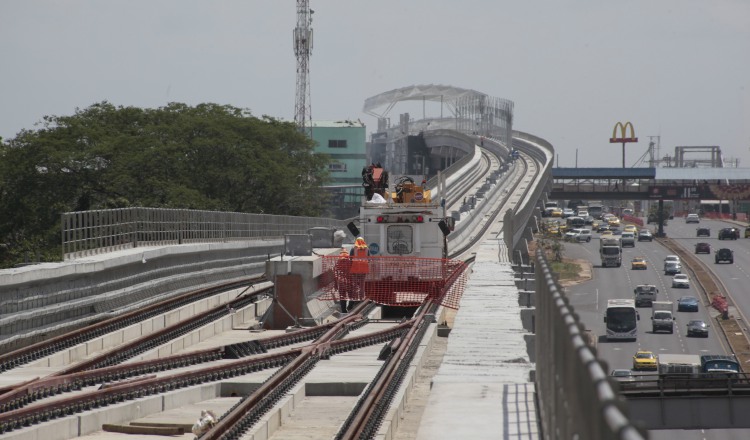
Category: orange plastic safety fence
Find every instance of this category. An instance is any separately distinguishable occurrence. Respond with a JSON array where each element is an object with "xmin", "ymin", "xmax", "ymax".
[{"xmin": 317, "ymin": 256, "xmax": 469, "ymax": 309}]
